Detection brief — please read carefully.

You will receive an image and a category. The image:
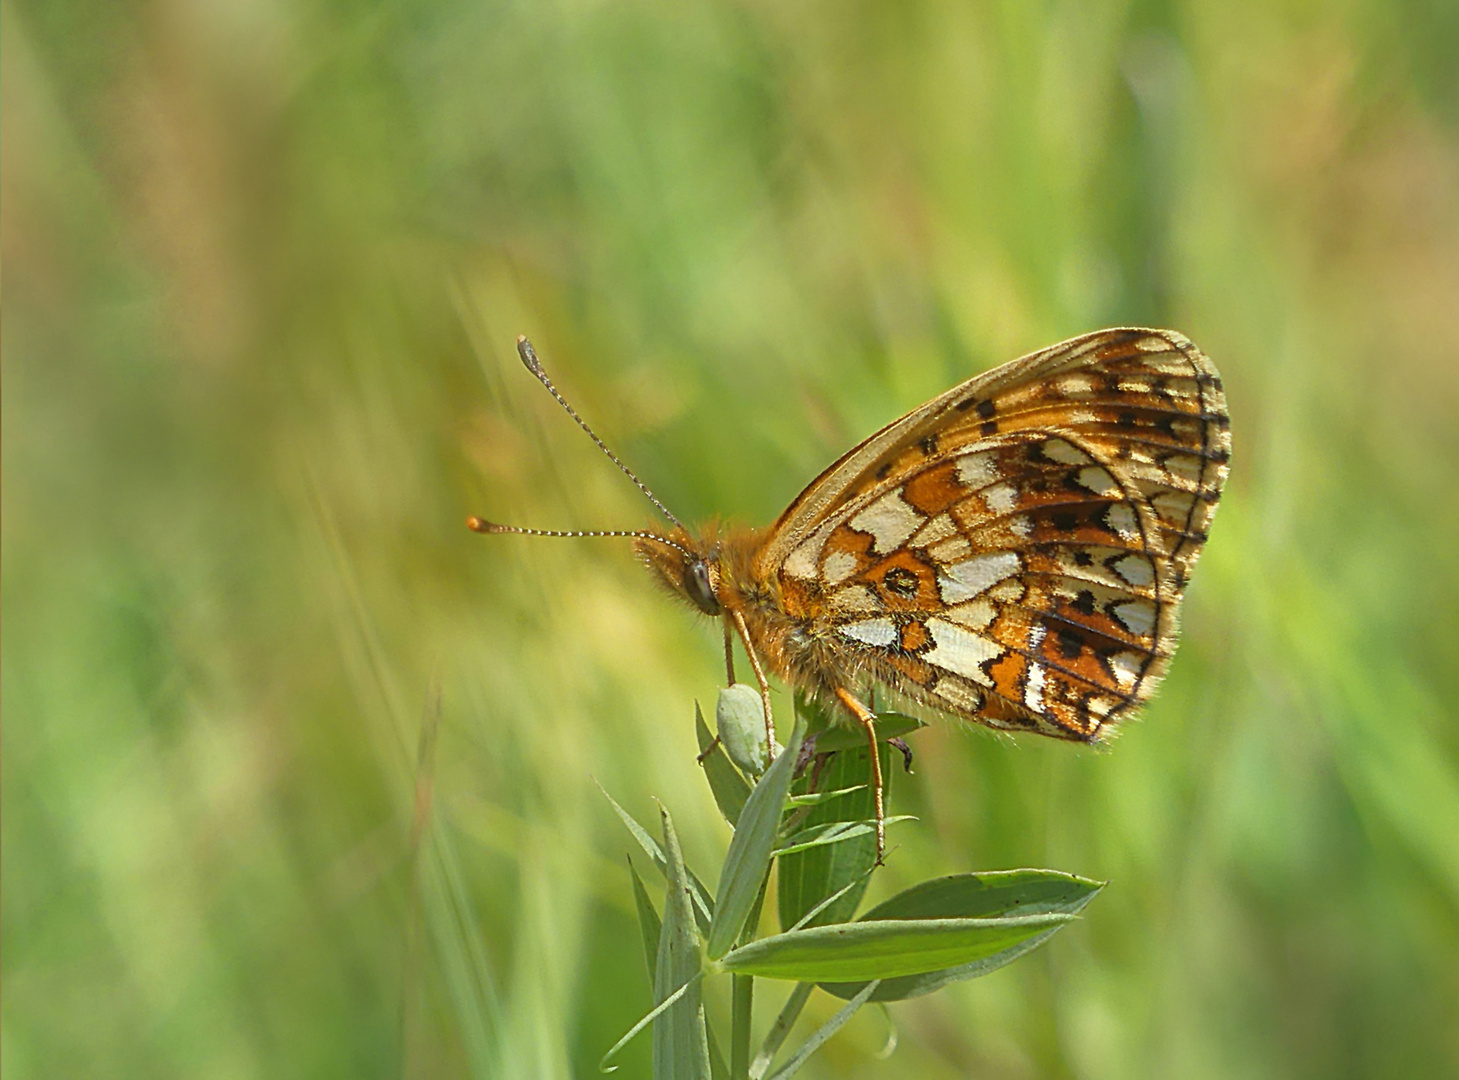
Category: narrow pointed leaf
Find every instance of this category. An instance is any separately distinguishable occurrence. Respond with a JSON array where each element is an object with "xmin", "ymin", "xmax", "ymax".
[
  {"xmin": 820, "ymin": 869, "xmax": 1105, "ymax": 1001},
  {"xmin": 718, "ymin": 913, "xmax": 1073, "ymax": 982},
  {"xmin": 773, "ymin": 816, "xmax": 915, "ymax": 858},
  {"xmin": 786, "ymin": 870, "xmax": 876, "ymax": 934},
  {"xmin": 748, "ymin": 983, "xmax": 812, "ymax": 1080},
  {"xmin": 763, "ymin": 980, "xmax": 880, "ymax": 1080},
  {"xmin": 706, "ymin": 1019, "xmax": 729, "ymax": 1080},
  {"xmin": 696, "ymin": 702, "xmax": 751, "ymax": 826},
  {"xmin": 784, "ymin": 785, "xmax": 865, "ymax": 808},
  {"xmin": 628, "ymin": 859, "xmax": 661, "ymax": 983},
  {"xmin": 599, "ymin": 973, "xmax": 703, "ymax": 1073},
  {"xmin": 654, "ymin": 807, "xmax": 711, "ymax": 1079},
  {"xmin": 598, "ymin": 781, "xmax": 714, "ymax": 931},
  {"xmin": 706, "ymin": 719, "xmax": 804, "ymax": 960}
]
